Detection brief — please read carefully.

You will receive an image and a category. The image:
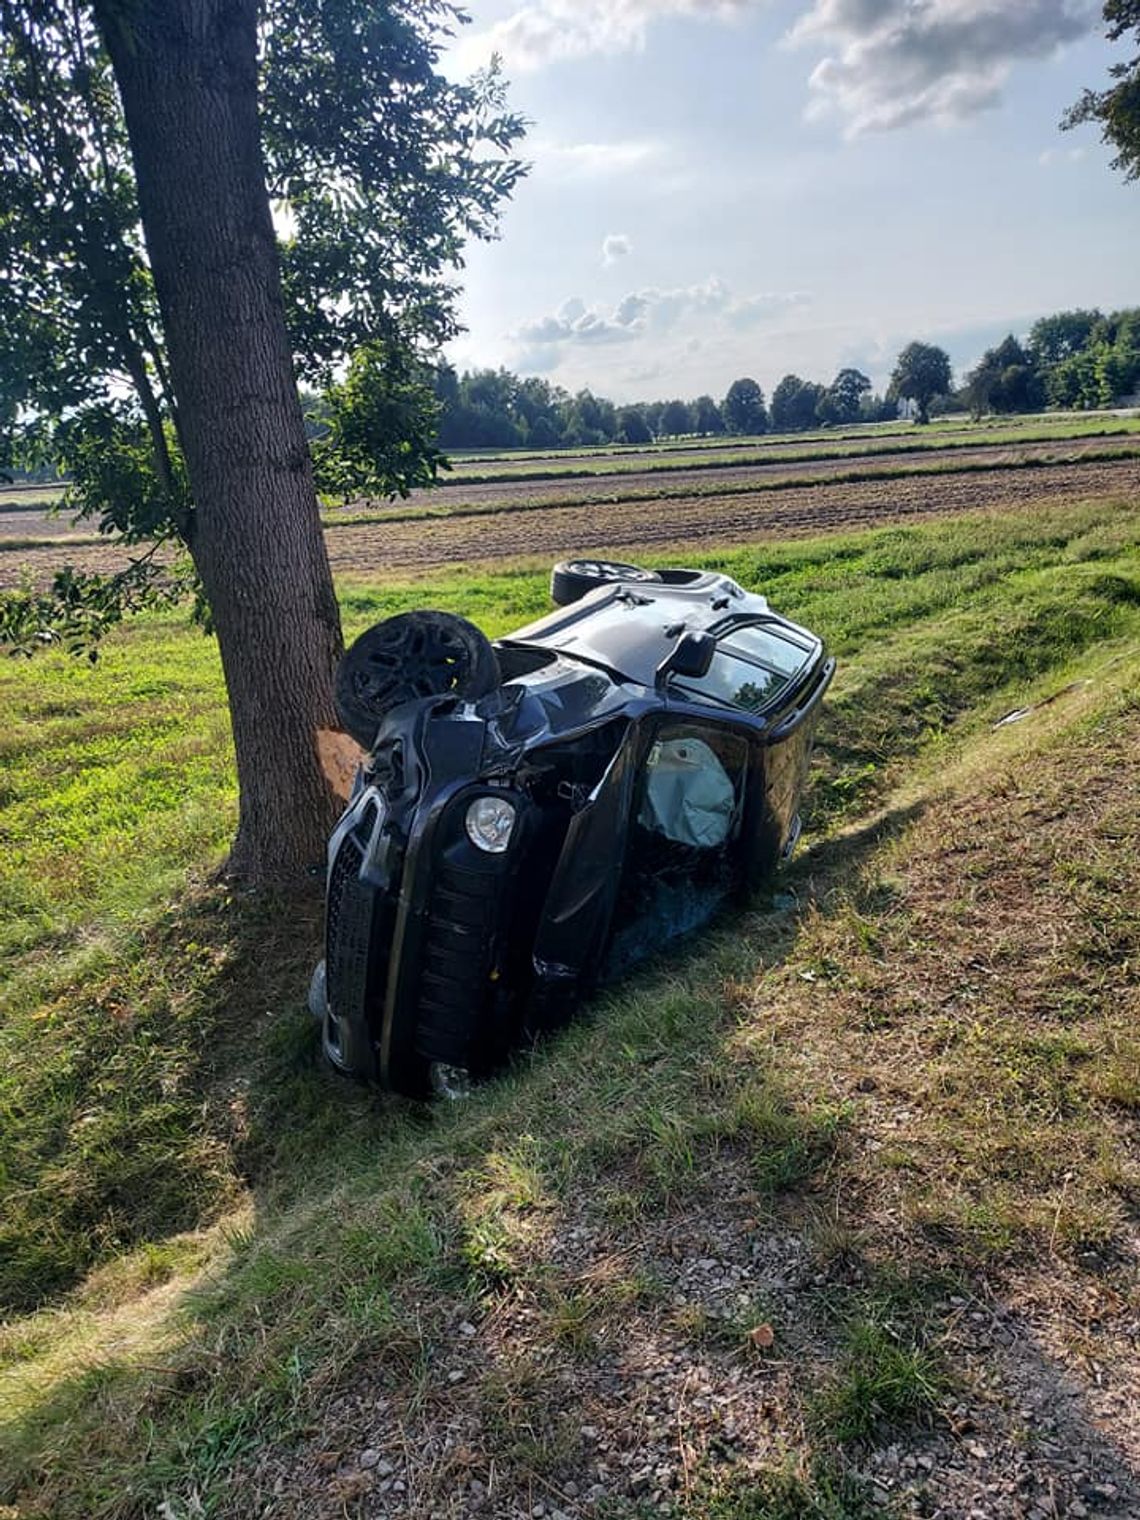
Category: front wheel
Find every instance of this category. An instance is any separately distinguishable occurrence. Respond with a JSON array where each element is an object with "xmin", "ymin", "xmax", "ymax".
[
  {"xmin": 321, "ymin": 1002, "xmax": 377, "ymax": 1081},
  {"xmin": 550, "ymin": 558, "xmax": 661, "ymax": 607}
]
